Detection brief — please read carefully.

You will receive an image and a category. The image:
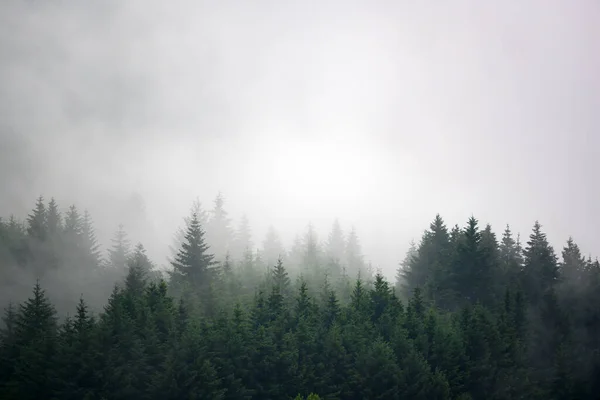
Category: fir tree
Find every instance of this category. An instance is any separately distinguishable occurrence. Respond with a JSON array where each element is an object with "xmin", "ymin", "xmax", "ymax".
[
  {"xmin": 262, "ymin": 225, "xmax": 285, "ymax": 269},
  {"xmin": 125, "ymin": 243, "xmax": 153, "ymax": 294},
  {"xmin": 302, "ymin": 223, "xmax": 321, "ymax": 274},
  {"xmin": 7, "ymin": 282, "xmax": 58, "ymax": 399},
  {"xmin": 499, "ymin": 224, "xmax": 523, "ymax": 289},
  {"xmin": 26, "ymin": 196, "xmax": 46, "ymax": 241},
  {"xmin": 169, "ymin": 210, "xmax": 217, "ymax": 306},
  {"xmin": 231, "ymin": 214, "xmax": 253, "ymax": 261},
  {"xmin": 108, "ymin": 224, "xmax": 131, "ymax": 272},
  {"xmin": 522, "ymin": 221, "xmax": 559, "ymax": 306},
  {"xmin": 45, "ymin": 198, "xmax": 62, "ymax": 235},
  {"xmin": 560, "ymin": 237, "xmax": 586, "ymax": 285},
  {"xmin": 397, "ymin": 239, "xmax": 417, "ymax": 297},
  {"xmin": 80, "ymin": 210, "xmax": 102, "ymax": 269},
  {"xmin": 325, "ymin": 219, "xmax": 345, "ymax": 265},
  {"xmin": 272, "ymin": 257, "xmax": 291, "ymax": 295},
  {"xmin": 205, "ymin": 192, "xmax": 234, "ymax": 262},
  {"xmin": 345, "ymin": 226, "xmax": 365, "ymax": 279}
]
